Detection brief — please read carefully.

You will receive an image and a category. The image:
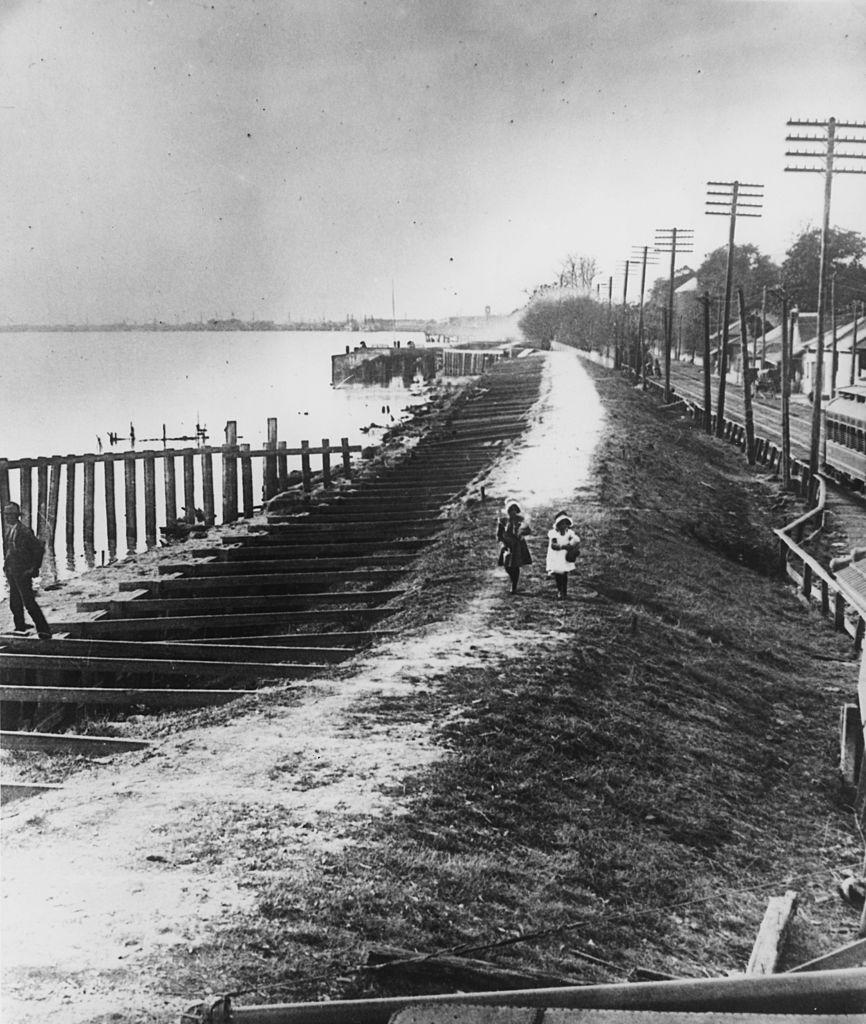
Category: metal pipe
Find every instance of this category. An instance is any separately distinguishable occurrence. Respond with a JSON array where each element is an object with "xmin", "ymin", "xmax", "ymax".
[{"xmin": 185, "ymin": 967, "xmax": 866, "ymax": 1023}]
